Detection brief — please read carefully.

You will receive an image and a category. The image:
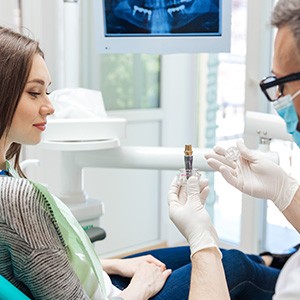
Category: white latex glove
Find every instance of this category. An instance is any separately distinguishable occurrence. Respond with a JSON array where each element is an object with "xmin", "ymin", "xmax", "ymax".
[
  {"xmin": 205, "ymin": 140, "xmax": 299, "ymax": 211},
  {"xmin": 168, "ymin": 176, "xmax": 221, "ymax": 258}
]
